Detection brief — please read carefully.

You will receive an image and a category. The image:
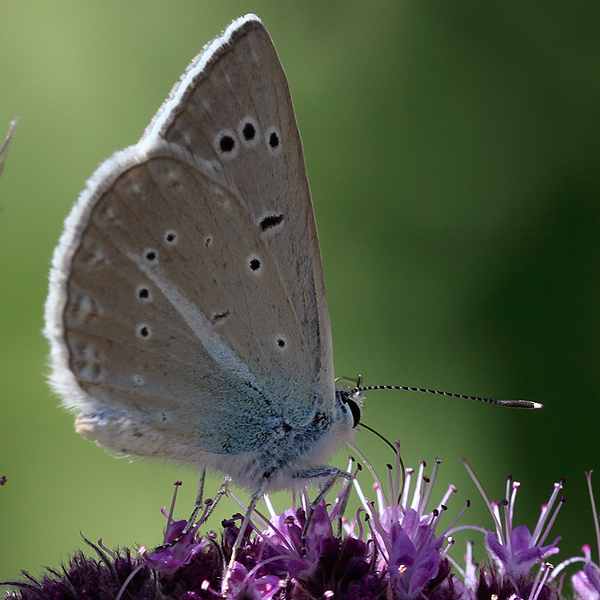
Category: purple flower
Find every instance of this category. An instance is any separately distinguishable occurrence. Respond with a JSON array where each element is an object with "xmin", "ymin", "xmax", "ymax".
[
  {"xmin": 572, "ymin": 560, "xmax": 600, "ymax": 600},
  {"xmin": 553, "ymin": 473, "xmax": 600, "ymax": 600},
  {"xmin": 223, "ymin": 476, "xmax": 386, "ymax": 600},
  {"xmin": 143, "ymin": 517, "xmax": 211, "ymax": 575},
  {"xmin": 353, "ymin": 446, "xmax": 466, "ymax": 600},
  {"xmin": 451, "ymin": 460, "xmax": 564, "ymax": 600},
  {"xmin": 2, "ymin": 540, "xmax": 157, "ymax": 600},
  {"xmin": 143, "ymin": 481, "xmax": 211, "ymax": 576},
  {"xmin": 461, "ymin": 459, "xmax": 563, "ymax": 578},
  {"xmin": 227, "ymin": 561, "xmax": 284, "ymax": 600},
  {"xmin": 138, "ymin": 481, "xmax": 224, "ymax": 599},
  {"xmin": 2, "ymin": 451, "xmax": 578, "ymax": 600}
]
